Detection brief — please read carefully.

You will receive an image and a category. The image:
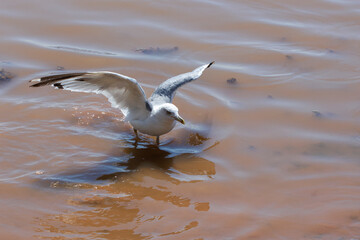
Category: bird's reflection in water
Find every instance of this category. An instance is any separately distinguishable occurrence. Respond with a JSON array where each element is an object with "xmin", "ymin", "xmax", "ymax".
[
  {"xmin": 97, "ymin": 130, "xmax": 216, "ymax": 182},
  {"xmin": 35, "ymin": 130, "xmax": 216, "ymax": 240},
  {"xmin": 98, "ymin": 143, "xmax": 174, "ymax": 180}
]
